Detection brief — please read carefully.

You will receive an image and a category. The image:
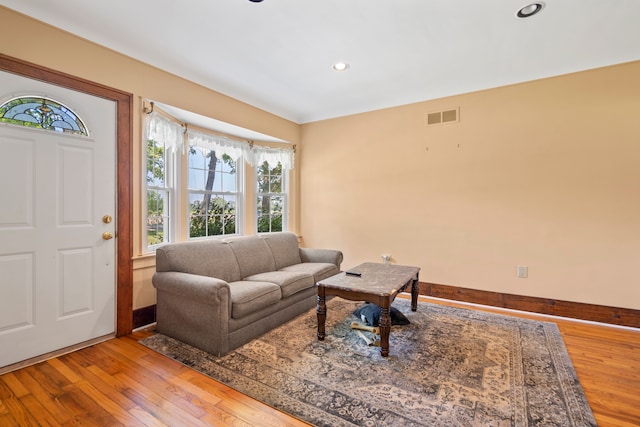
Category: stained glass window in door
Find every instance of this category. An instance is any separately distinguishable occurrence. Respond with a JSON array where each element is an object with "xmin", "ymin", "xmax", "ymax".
[{"xmin": 0, "ymin": 96, "xmax": 88, "ymax": 136}]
